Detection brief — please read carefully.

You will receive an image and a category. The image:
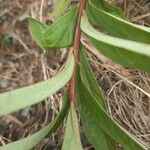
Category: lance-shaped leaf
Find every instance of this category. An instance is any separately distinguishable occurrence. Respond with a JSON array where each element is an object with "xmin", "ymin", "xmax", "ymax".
[
  {"xmin": 79, "ymin": 45, "xmax": 106, "ymax": 108},
  {"xmin": 81, "ymin": 13, "xmax": 150, "ymax": 72},
  {"xmin": 87, "ymin": 0, "xmax": 126, "ymax": 20},
  {"xmin": 0, "ymin": 53, "xmax": 74, "ymax": 116},
  {"xmin": 43, "ymin": 7, "xmax": 78, "ymax": 48},
  {"xmin": 53, "ymin": 0, "xmax": 71, "ymax": 20},
  {"xmin": 86, "ymin": 0, "xmax": 150, "ymax": 44},
  {"xmin": 62, "ymin": 103, "xmax": 83, "ymax": 150},
  {"xmin": 1, "ymin": 94, "xmax": 69, "ymax": 150},
  {"xmin": 78, "ymin": 45, "xmax": 117, "ymax": 150},
  {"xmin": 28, "ymin": 18, "xmax": 48, "ymax": 49},
  {"xmin": 76, "ymin": 72, "xmax": 148, "ymax": 150}
]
